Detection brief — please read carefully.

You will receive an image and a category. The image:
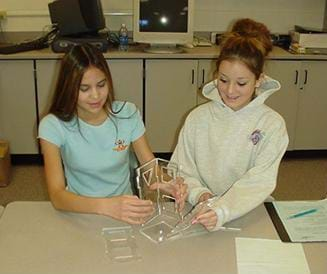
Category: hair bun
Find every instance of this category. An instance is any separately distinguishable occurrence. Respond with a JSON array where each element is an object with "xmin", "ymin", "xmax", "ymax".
[{"xmin": 230, "ymin": 18, "xmax": 273, "ymax": 55}]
